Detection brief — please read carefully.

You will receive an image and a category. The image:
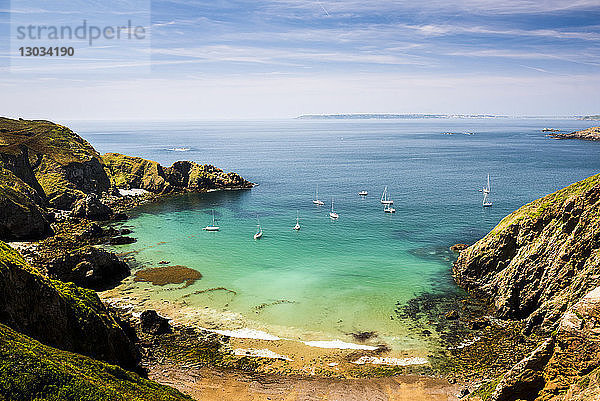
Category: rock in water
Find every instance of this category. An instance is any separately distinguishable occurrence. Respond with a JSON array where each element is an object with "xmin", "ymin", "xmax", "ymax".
[
  {"xmin": 454, "ymin": 173, "xmax": 600, "ymax": 333},
  {"xmin": 70, "ymin": 193, "xmax": 113, "ymax": 220},
  {"xmin": 45, "ymin": 245, "xmax": 130, "ymax": 290},
  {"xmin": 140, "ymin": 310, "xmax": 171, "ymax": 335}
]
